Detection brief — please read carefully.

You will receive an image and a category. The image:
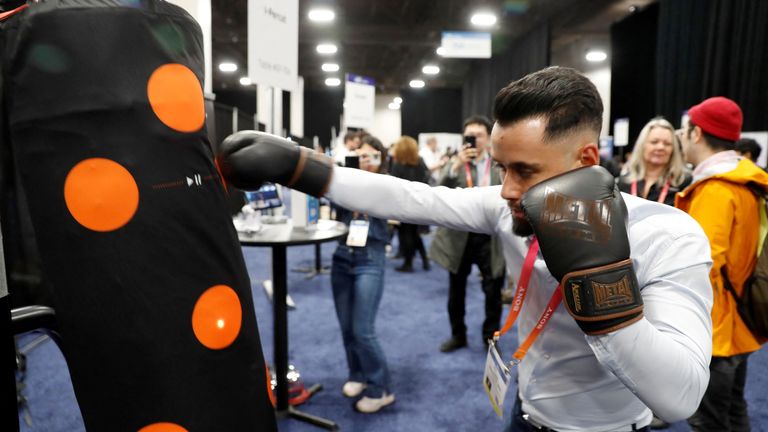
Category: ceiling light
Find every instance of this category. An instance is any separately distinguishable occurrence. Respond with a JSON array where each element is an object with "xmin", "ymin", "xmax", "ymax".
[
  {"xmin": 325, "ymin": 77, "xmax": 341, "ymax": 87},
  {"xmin": 218, "ymin": 62, "xmax": 238, "ymax": 73},
  {"xmin": 393, "ymin": 97, "xmax": 403, "ymax": 104},
  {"xmin": 585, "ymin": 50, "xmax": 608, "ymax": 62},
  {"xmin": 239, "ymin": 76, "xmax": 252, "ymax": 86},
  {"xmin": 316, "ymin": 43, "xmax": 338, "ymax": 54},
  {"xmin": 470, "ymin": 12, "xmax": 497, "ymax": 27},
  {"xmin": 436, "ymin": 47, "xmax": 446, "ymax": 56},
  {"xmin": 321, "ymin": 63, "xmax": 340, "ymax": 72},
  {"xmin": 422, "ymin": 65, "xmax": 440, "ymax": 75},
  {"xmin": 388, "ymin": 102, "xmax": 400, "ymax": 110},
  {"xmin": 409, "ymin": 79, "xmax": 425, "ymax": 89},
  {"xmin": 308, "ymin": 8, "xmax": 335, "ymax": 22}
]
